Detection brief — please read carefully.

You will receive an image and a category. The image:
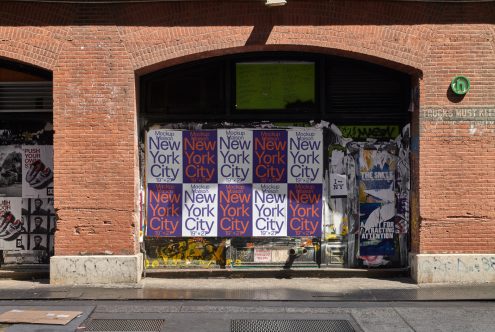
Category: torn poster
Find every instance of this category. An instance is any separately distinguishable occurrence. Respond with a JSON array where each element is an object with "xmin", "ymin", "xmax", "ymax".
[{"xmin": 359, "ymin": 147, "xmax": 397, "ymax": 256}]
